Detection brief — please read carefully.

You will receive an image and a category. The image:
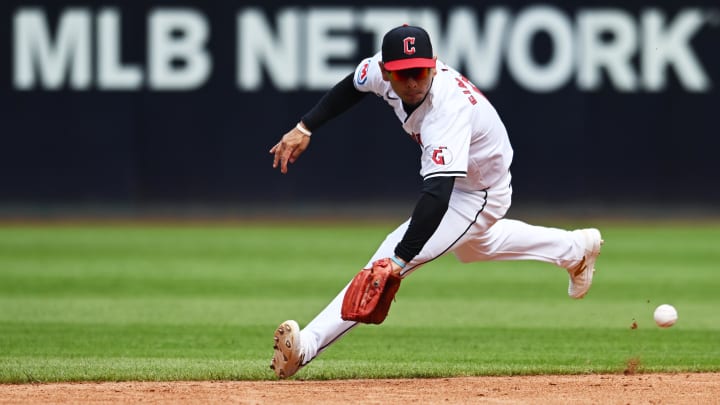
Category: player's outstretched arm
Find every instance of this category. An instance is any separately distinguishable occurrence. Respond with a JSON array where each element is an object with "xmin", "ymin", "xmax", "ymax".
[
  {"xmin": 269, "ymin": 123, "xmax": 312, "ymax": 174},
  {"xmin": 269, "ymin": 73, "xmax": 366, "ymax": 174}
]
